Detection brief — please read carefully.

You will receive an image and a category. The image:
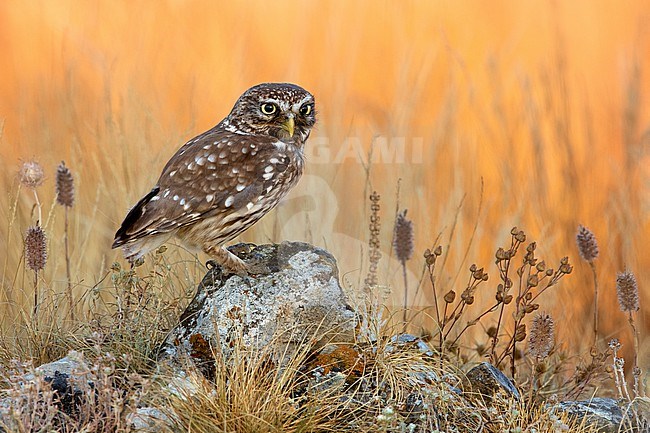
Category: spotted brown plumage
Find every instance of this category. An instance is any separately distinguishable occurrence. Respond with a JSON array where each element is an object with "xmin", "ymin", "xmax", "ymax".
[{"xmin": 112, "ymin": 83, "xmax": 316, "ymax": 272}]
